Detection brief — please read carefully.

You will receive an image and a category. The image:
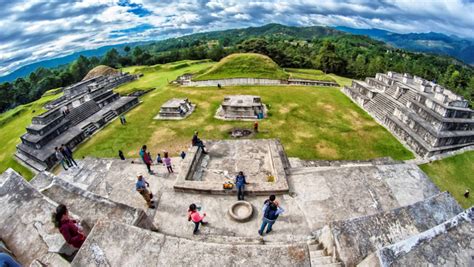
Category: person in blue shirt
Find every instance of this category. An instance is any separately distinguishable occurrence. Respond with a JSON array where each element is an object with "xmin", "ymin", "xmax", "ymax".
[
  {"xmin": 235, "ymin": 171, "xmax": 248, "ymax": 200},
  {"xmin": 136, "ymin": 174, "xmax": 155, "ymax": 209},
  {"xmin": 0, "ymin": 253, "xmax": 21, "ymax": 267},
  {"xmin": 258, "ymin": 195, "xmax": 285, "ymax": 235}
]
